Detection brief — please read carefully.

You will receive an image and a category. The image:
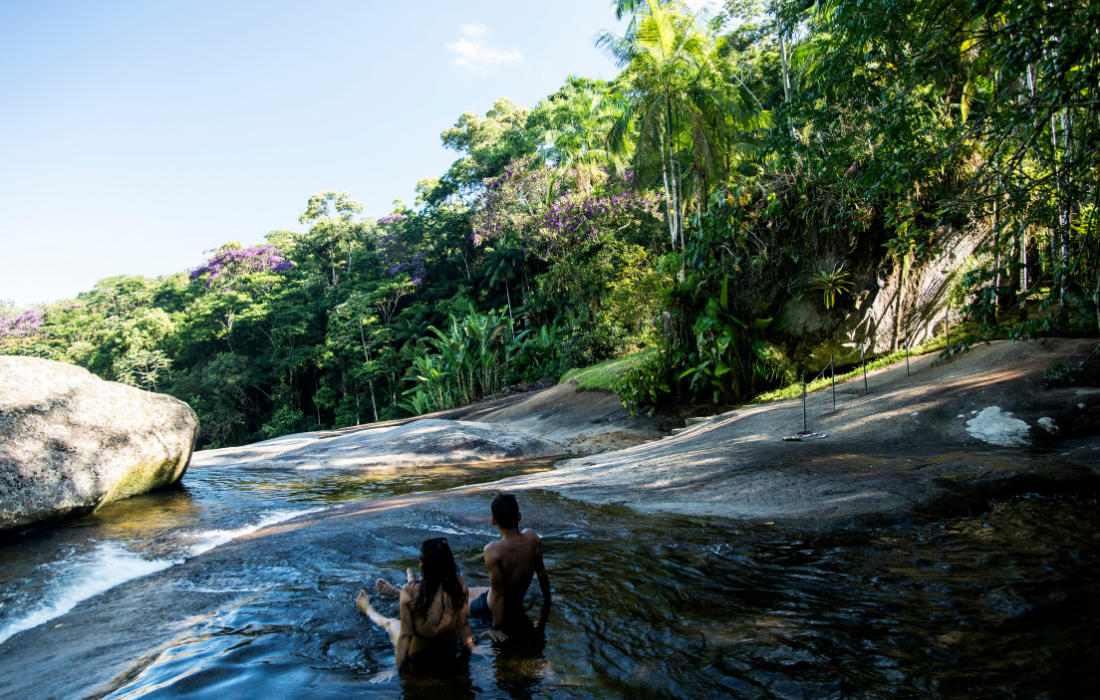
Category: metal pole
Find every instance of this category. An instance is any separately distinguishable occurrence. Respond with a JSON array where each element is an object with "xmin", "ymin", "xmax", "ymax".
[
  {"xmin": 831, "ymin": 354, "xmax": 836, "ymax": 411},
  {"xmin": 802, "ymin": 373, "xmax": 807, "ymax": 432},
  {"xmin": 862, "ymin": 343, "xmax": 868, "ymax": 395},
  {"xmin": 945, "ymin": 305, "xmax": 950, "ymax": 350},
  {"xmin": 905, "ymin": 333, "xmax": 910, "ymax": 376}
]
